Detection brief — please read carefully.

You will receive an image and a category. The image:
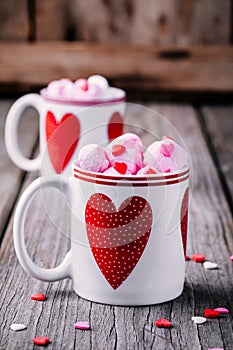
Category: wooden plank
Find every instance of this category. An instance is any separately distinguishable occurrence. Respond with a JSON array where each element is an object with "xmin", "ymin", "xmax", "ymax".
[
  {"xmin": 35, "ymin": 0, "xmax": 65, "ymax": 40},
  {"xmin": 67, "ymin": 0, "xmax": 231, "ymax": 45},
  {"xmin": 176, "ymin": 0, "xmax": 231, "ymax": 45},
  {"xmin": 0, "ymin": 43, "xmax": 233, "ymax": 93},
  {"xmin": 0, "ymin": 1, "xmax": 29, "ymax": 41},
  {"xmin": 0, "ymin": 104, "xmax": 232, "ymax": 349},
  {"xmin": 201, "ymin": 105, "xmax": 233, "ymax": 205},
  {"xmin": 0, "ymin": 100, "xmax": 39, "ymax": 242}
]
